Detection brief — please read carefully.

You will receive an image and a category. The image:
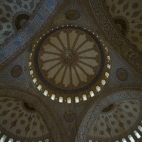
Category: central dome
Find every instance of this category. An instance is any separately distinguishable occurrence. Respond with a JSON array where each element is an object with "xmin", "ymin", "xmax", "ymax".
[{"xmin": 30, "ymin": 26, "xmax": 110, "ymax": 103}]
